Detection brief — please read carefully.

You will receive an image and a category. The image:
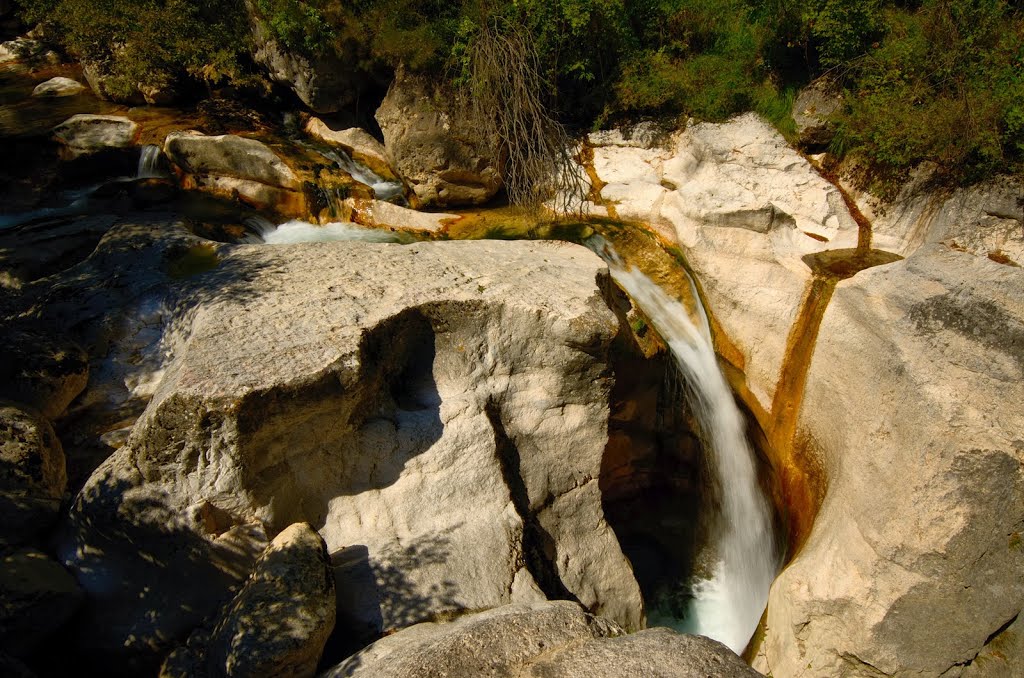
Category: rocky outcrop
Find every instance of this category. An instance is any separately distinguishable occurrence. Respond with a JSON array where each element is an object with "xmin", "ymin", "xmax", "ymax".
[
  {"xmin": 325, "ymin": 601, "xmax": 759, "ymax": 678},
  {"xmin": 160, "ymin": 523, "xmax": 336, "ymax": 678},
  {"xmin": 304, "ymin": 118, "xmax": 397, "ymax": 181},
  {"xmin": 247, "ymin": 5, "xmax": 358, "ymax": 113},
  {"xmin": 164, "ymin": 132, "xmax": 304, "ymax": 216},
  {"xmin": 760, "ymin": 239, "xmax": 1024, "ymax": 677},
  {"xmin": 0, "ymin": 547, "xmax": 83, "ymax": 655},
  {"xmin": 792, "ymin": 78, "xmax": 842, "ymax": 149},
  {"xmin": 587, "ymin": 114, "xmax": 860, "ymax": 411},
  {"xmin": 584, "ymin": 114, "xmax": 1024, "ymax": 676},
  {"xmin": 32, "ymin": 77, "xmax": 86, "ymax": 98},
  {"xmin": 0, "ymin": 402, "xmax": 67, "ymax": 545},
  {"xmin": 52, "ymin": 115, "xmax": 139, "ymax": 160},
  {"xmin": 375, "ymin": 69, "xmax": 503, "ymax": 208},
  {"xmin": 54, "ymin": 229, "xmax": 642, "ymax": 667}
]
